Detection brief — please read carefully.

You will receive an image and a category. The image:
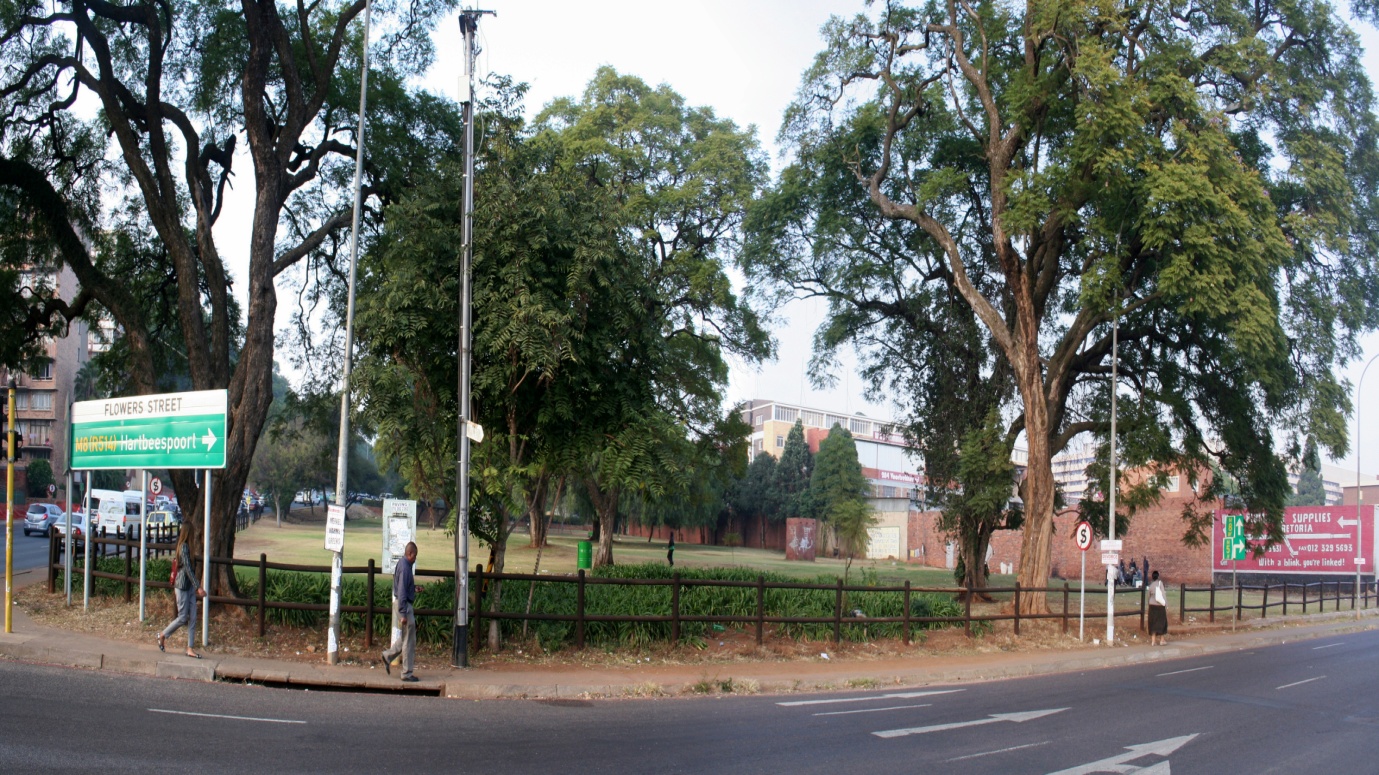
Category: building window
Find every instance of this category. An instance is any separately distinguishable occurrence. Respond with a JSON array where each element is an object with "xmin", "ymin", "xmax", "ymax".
[
  {"xmin": 826, "ymin": 414, "xmax": 846, "ymax": 428},
  {"xmin": 29, "ymin": 392, "xmax": 52, "ymax": 411},
  {"xmin": 850, "ymin": 418, "xmax": 870, "ymax": 435},
  {"xmin": 773, "ymin": 406, "xmax": 798, "ymax": 423},
  {"xmin": 755, "ymin": 414, "xmax": 763, "ymax": 427},
  {"xmin": 776, "ymin": 435, "xmax": 784, "ymax": 448},
  {"xmin": 1165, "ymin": 475, "xmax": 1180, "ymax": 493},
  {"xmin": 32, "ymin": 362, "xmax": 53, "ymax": 381},
  {"xmin": 882, "ymin": 486, "xmax": 896, "ymax": 498},
  {"xmin": 753, "ymin": 439, "xmax": 763, "ymax": 454},
  {"xmin": 802, "ymin": 410, "xmax": 825, "ymax": 427},
  {"xmin": 21, "ymin": 420, "xmax": 52, "ymax": 446},
  {"xmin": 13, "ymin": 392, "xmax": 27, "ymax": 410}
]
